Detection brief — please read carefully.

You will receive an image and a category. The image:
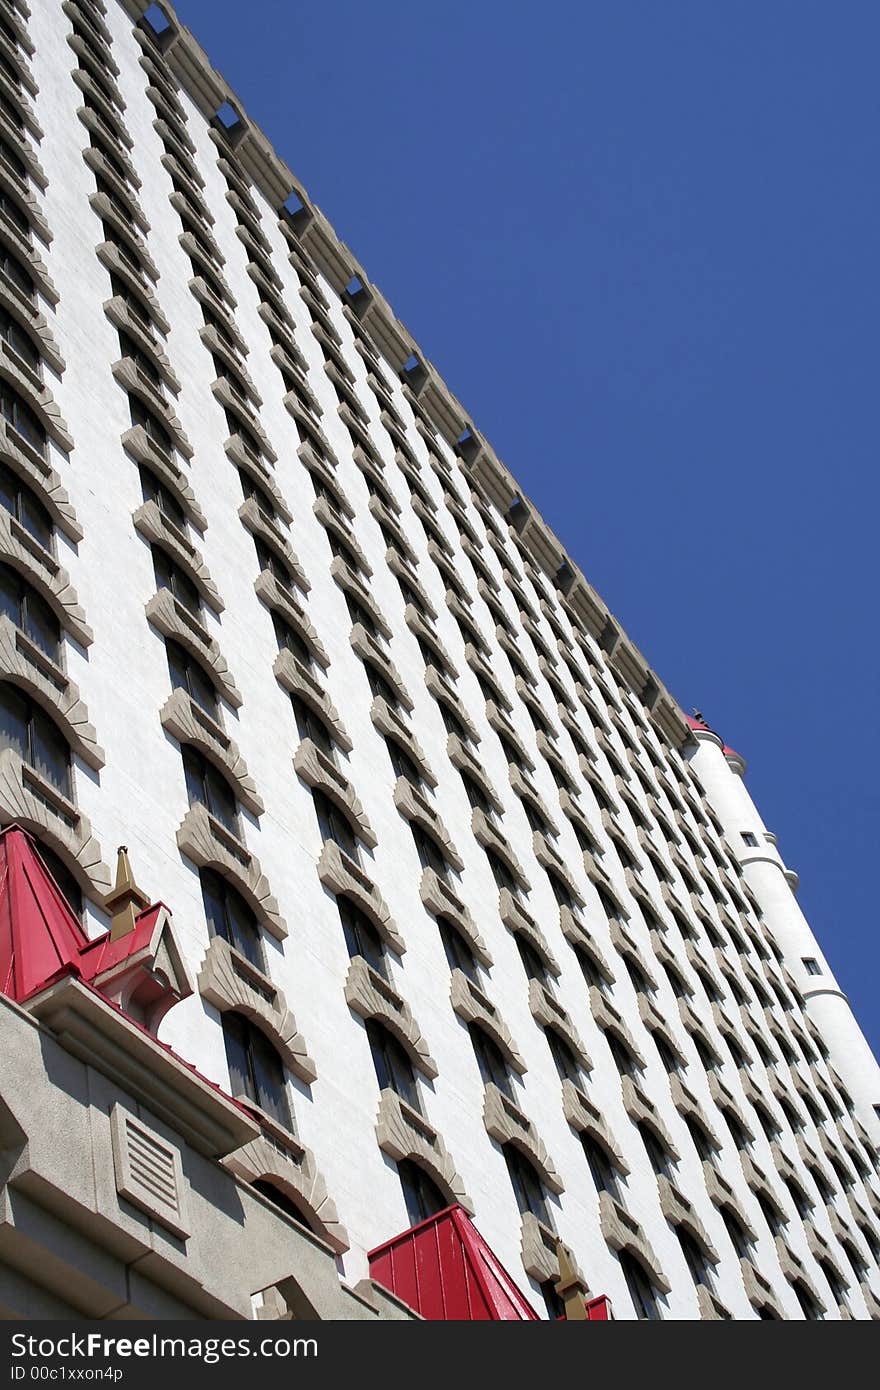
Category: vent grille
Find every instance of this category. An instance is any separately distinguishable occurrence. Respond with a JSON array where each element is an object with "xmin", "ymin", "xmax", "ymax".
[{"xmin": 110, "ymin": 1105, "xmax": 189, "ymax": 1239}]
